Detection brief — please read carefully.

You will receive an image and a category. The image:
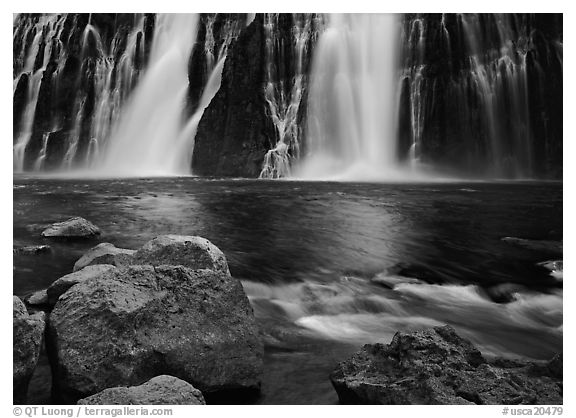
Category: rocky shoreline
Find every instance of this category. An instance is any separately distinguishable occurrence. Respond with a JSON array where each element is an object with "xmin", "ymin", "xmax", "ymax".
[{"xmin": 14, "ymin": 217, "xmax": 563, "ymax": 405}]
